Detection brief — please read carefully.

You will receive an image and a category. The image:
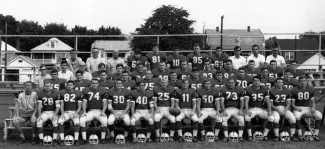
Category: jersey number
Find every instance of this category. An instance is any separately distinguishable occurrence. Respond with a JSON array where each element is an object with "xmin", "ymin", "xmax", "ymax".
[
  {"xmin": 226, "ymin": 92, "xmax": 238, "ymax": 100},
  {"xmin": 173, "ymin": 59, "xmax": 180, "ymax": 67},
  {"xmin": 113, "ymin": 96, "xmax": 125, "ymax": 103},
  {"xmin": 158, "ymin": 92, "xmax": 169, "ymax": 101},
  {"xmin": 88, "ymin": 92, "xmax": 99, "ymax": 100},
  {"xmin": 298, "ymin": 92, "xmax": 309, "ymax": 100},
  {"xmin": 182, "ymin": 94, "xmax": 190, "ymax": 102},
  {"xmin": 193, "ymin": 57, "xmax": 202, "ymax": 64},
  {"xmin": 152, "ymin": 56, "xmax": 160, "ymax": 63},
  {"xmin": 136, "ymin": 96, "xmax": 148, "ymax": 104},
  {"xmin": 236, "ymin": 80, "xmax": 248, "ymax": 88},
  {"xmin": 252, "ymin": 93, "xmax": 264, "ymax": 101},
  {"xmin": 42, "ymin": 97, "xmax": 53, "ymax": 105},
  {"xmin": 64, "ymin": 94, "xmax": 76, "ymax": 102},
  {"xmin": 202, "ymin": 95, "xmax": 214, "ymax": 103},
  {"xmin": 203, "ymin": 73, "xmax": 213, "ymax": 79},
  {"xmin": 275, "ymin": 95, "xmax": 286, "ymax": 102}
]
